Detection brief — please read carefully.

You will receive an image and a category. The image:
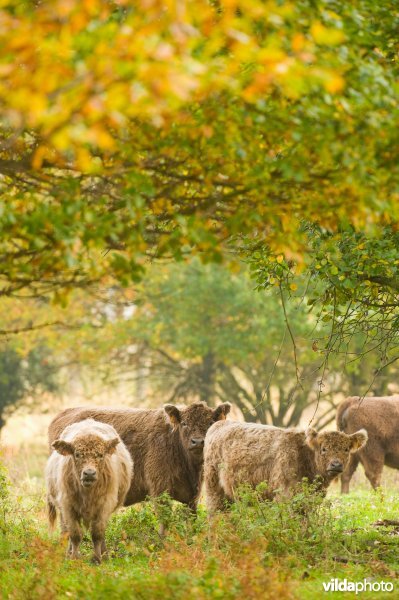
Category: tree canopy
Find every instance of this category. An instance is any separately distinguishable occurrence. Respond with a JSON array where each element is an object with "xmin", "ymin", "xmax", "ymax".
[
  {"xmin": 3, "ymin": 259, "xmax": 395, "ymax": 428},
  {"xmin": 1, "ymin": 0, "xmax": 398, "ymax": 304}
]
